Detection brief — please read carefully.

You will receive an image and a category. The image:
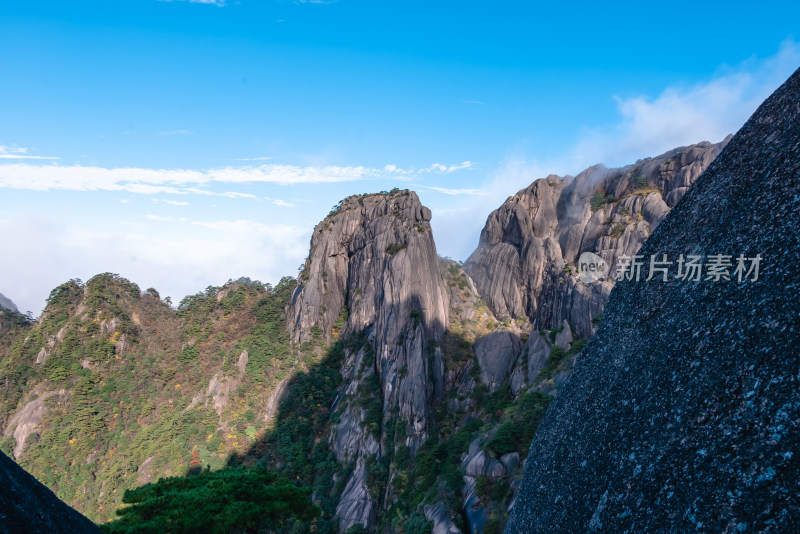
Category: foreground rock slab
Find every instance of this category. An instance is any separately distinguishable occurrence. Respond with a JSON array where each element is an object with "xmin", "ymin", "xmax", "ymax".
[
  {"xmin": 506, "ymin": 68, "xmax": 800, "ymax": 533},
  {"xmin": 0, "ymin": 451, "xmax": 101, "ymax": 533}
]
